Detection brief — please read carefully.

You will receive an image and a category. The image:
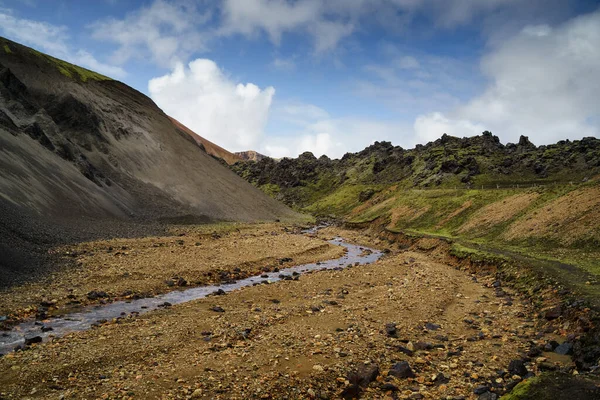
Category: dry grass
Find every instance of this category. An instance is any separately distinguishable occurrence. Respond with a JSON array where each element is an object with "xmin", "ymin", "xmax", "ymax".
[
  {"xmin": 504, "ymin": 187, "xmax": 600, "ymax": 244},
  {"xmin": 458, "ymin": 193, "xmax": 539, "ymax": 234}
]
